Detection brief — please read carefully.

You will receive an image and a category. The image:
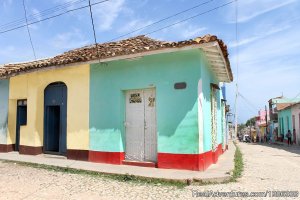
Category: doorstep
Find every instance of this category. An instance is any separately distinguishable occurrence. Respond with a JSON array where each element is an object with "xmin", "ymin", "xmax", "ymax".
[{"xmin": 122, "ymin": 160, "xmax": 156, "ymax": 168}]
